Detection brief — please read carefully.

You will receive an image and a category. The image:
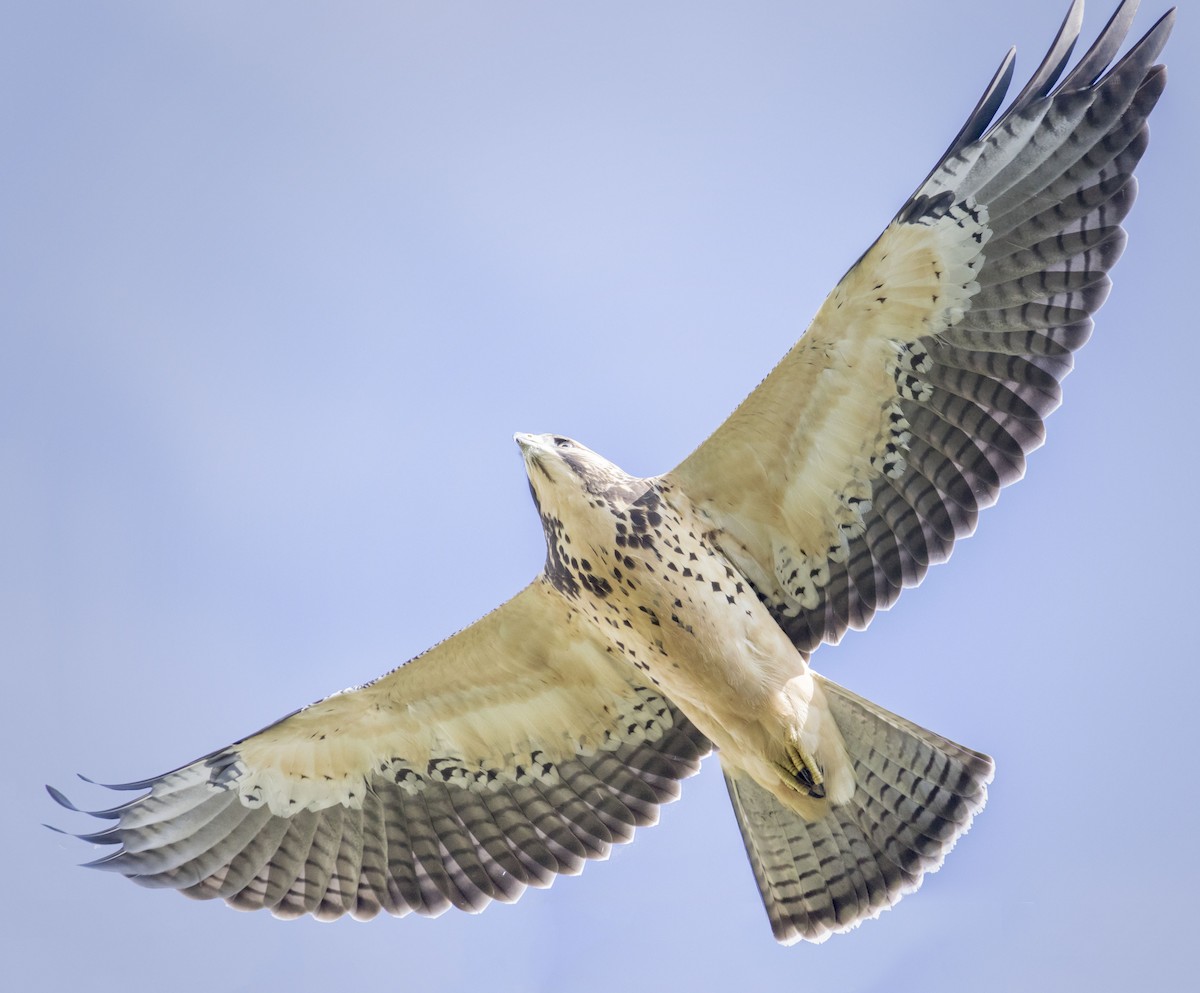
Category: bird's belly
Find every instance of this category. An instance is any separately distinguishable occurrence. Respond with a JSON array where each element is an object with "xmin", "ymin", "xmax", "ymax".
[{"xmin": 564, "ymin": 486, "xmax": 808, "ymax": 750}]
